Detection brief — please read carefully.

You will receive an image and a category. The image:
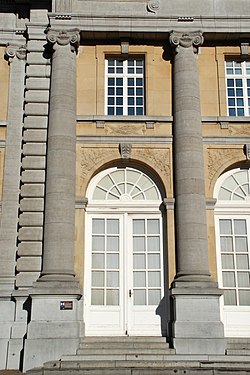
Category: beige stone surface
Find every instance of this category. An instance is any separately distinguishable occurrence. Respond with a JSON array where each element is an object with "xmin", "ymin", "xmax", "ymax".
[
  {"xmin": 0, "ymin": 47, "xmax": 9, "ymax": 121},
  {"xmin": 76, "ymin": 45, "xmax": 171, "ymax": 116},
  {"xmin": 0, "ymin": 149, "xmax": 5, "ymax": 201},
  {"xmin": 199, "ymin": 47, "xmax": 219, "ymax": 116}
]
